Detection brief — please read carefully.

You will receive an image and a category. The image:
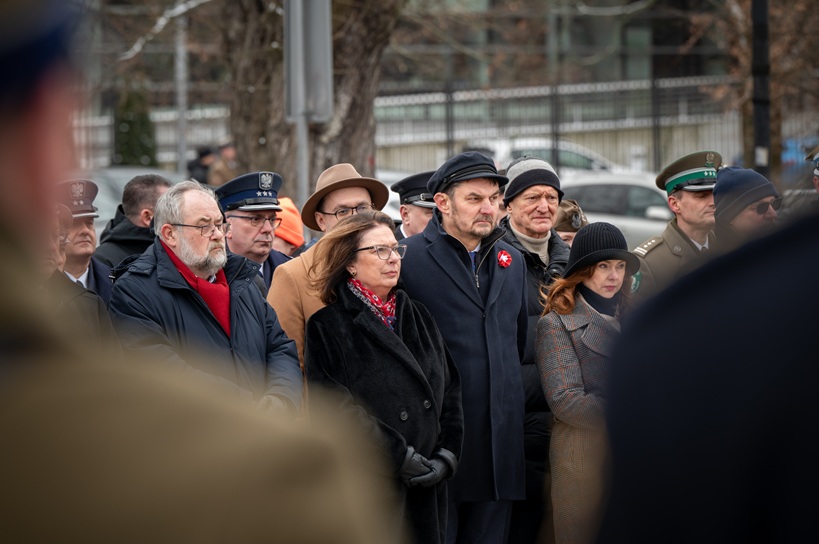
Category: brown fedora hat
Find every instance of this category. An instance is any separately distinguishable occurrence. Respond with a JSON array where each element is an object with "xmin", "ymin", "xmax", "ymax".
[{"xmin": 301, "ymin": 163, "xmax": 389, "ymax": 231}]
